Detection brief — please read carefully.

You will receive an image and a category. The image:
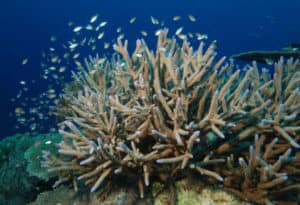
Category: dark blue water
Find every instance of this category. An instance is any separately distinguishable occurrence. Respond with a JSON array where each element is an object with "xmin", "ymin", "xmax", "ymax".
[{"xmin": 0, "ymin": 0, "xmax": 299, "ymax": 137}]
